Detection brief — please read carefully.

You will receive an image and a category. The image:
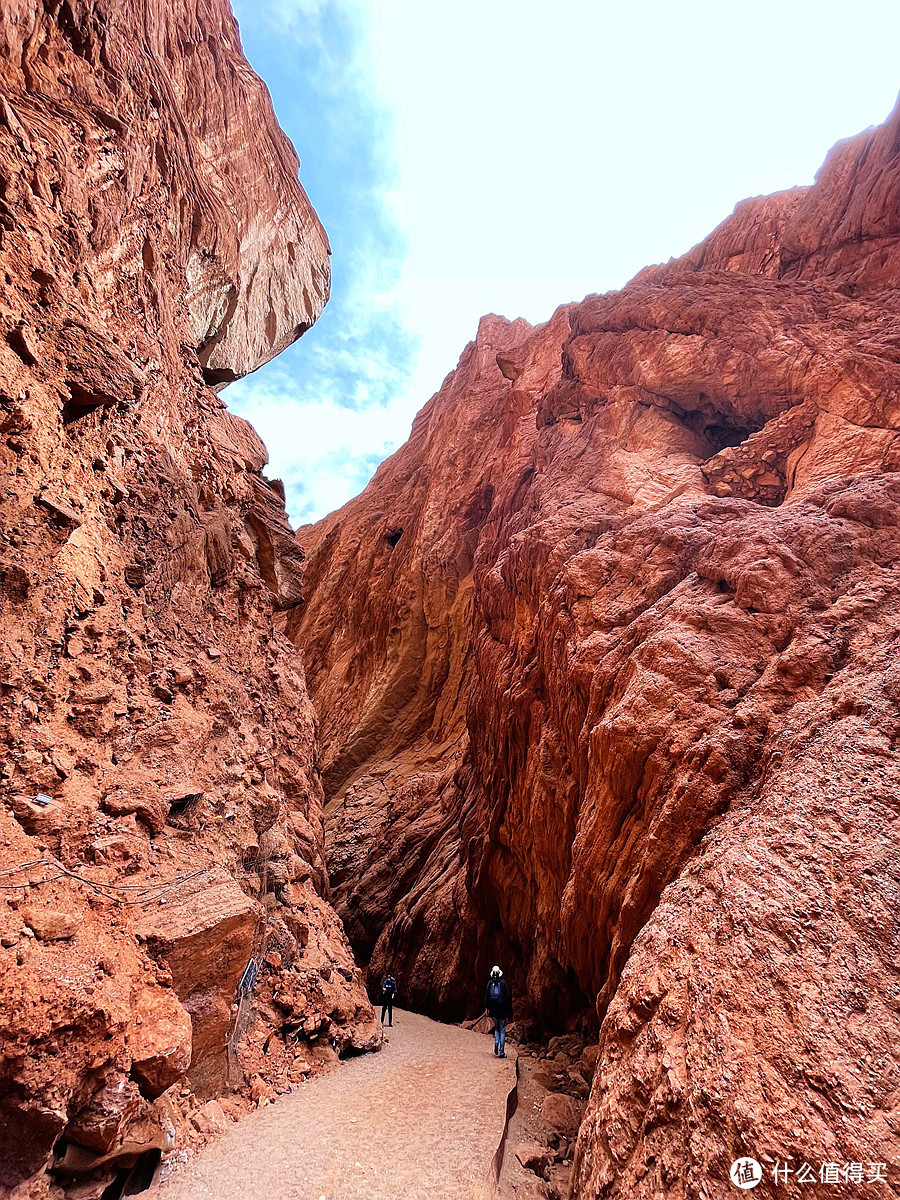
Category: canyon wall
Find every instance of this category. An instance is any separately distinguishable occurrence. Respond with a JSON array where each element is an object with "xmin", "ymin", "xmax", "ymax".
[
  {"xmin": 0, "ymin": 2, "xmax": 375, "ymax": 1195},
  {"xmin": 288, "ymin": 100, "xmax": 900, "ymax": 1196}
]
